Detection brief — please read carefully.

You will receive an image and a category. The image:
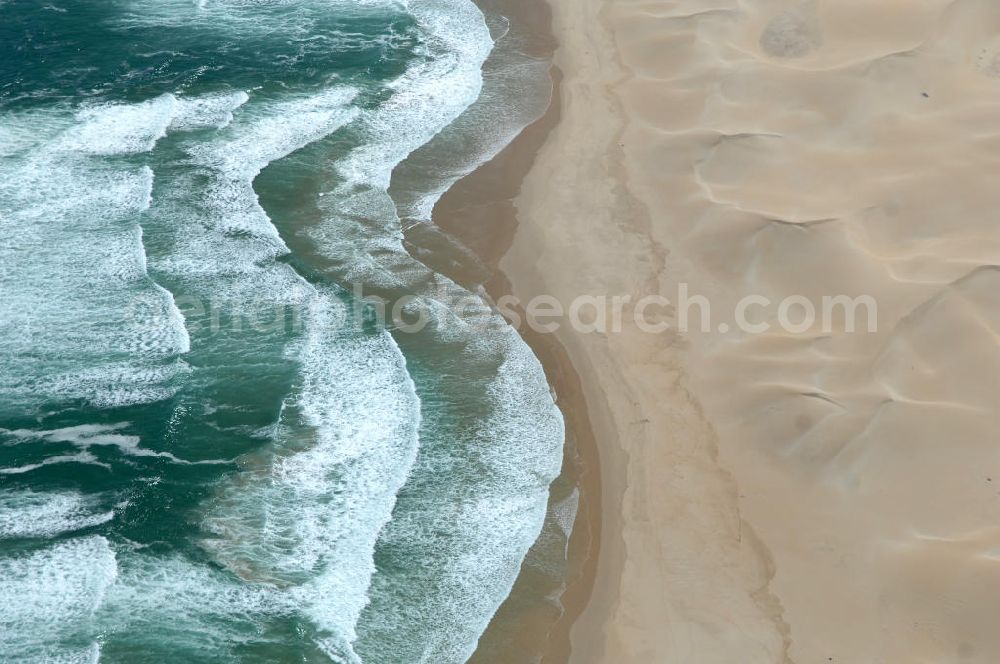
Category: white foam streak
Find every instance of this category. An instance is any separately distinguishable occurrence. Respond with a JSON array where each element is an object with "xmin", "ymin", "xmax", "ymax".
[
  {"xmin": 67, "ymin": 95, "xmax": 177, "ymax": 155},
  {"xmin": 0, "ymin": 422, "xmax": 221, "ymax": 464},
  {"xmin": 65, "ymin": 92, "xmax": 250, "ymax": 155},
  {"xmin": 0, "ymin": 90, "xmax": 254, "ymax": 413},
  {"xmin": 334, "ymin": 0, "xmax": 492, "ymax": 192},
  {"xmin": 188, "ymin": 88, "xmax": 357, "ymax": 180},
  {"xmin": 0, "ymin": 452, "xmax": 111, "ymax": 476},
  {"xmin": 0, "ymin": 491, "xmax": 114, "ymax": 539},
  {"xmin": 170, "ymin": 91, "xmax": 250, "ymax": 131}
]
